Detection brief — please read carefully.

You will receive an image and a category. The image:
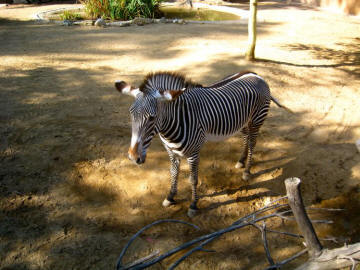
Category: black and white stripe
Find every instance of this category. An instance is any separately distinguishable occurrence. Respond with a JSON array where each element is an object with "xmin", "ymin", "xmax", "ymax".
[{"xmin": 126, "ymin": 71, "xmax": 284, "ymax": 216}]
